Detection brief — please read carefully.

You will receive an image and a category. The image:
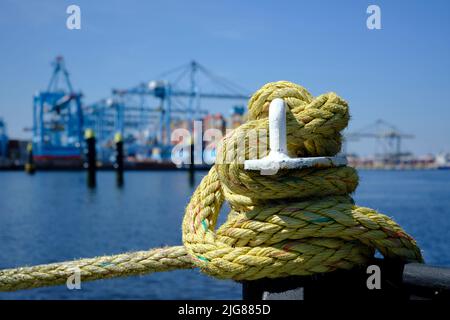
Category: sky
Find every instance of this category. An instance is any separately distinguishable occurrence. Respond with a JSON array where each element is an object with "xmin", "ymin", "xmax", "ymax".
[{"xmin": 0, "ymin": 0, "xmax": 449, "ymax": 156}]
